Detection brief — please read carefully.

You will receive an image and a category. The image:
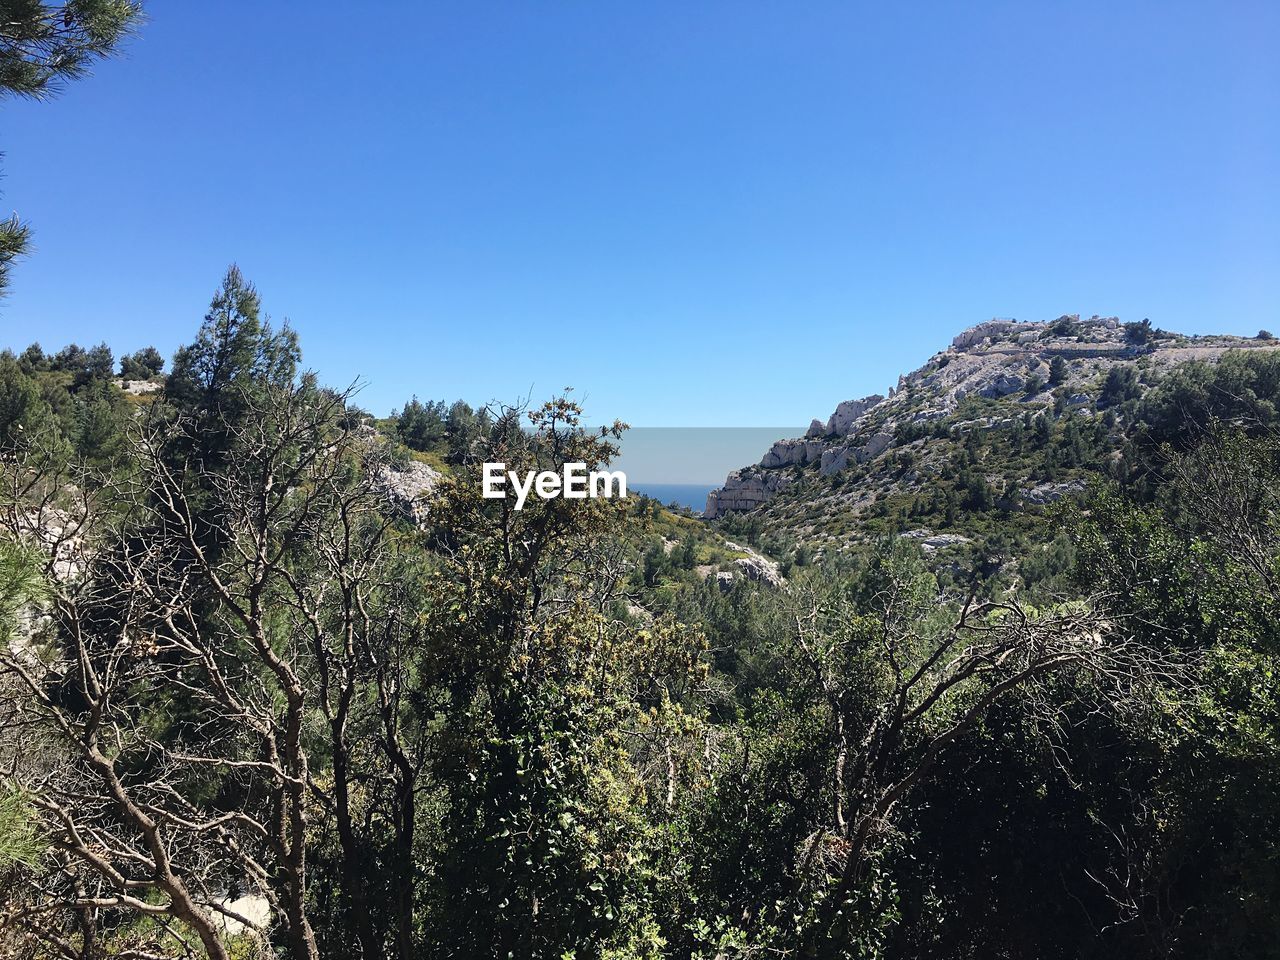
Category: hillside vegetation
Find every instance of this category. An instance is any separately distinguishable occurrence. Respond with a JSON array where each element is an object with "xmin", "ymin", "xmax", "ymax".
[
  {"xmin": 3, "ymin": 280, "xmax": 1280, "ymax": 959},
  {"xmin": 709, "ymin": 315, "xmax": 1280, "ymax": 595}
]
